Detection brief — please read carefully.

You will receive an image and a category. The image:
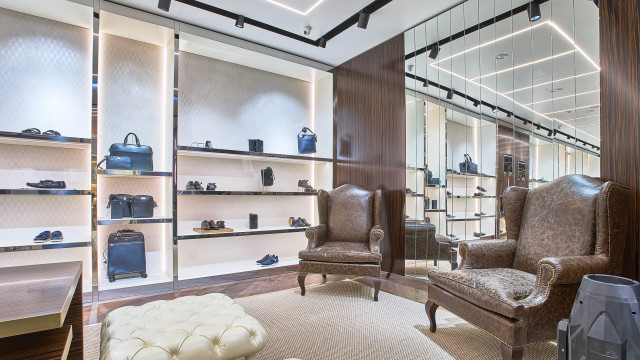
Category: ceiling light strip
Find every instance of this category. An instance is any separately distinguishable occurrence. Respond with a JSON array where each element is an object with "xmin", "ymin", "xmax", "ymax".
[
  {"xmin": 524, "ymin": 90, "xmax": 600, "ymax": 106},
  {"xmin": 469, "ymin": 49, "xmax": 576, "ymax": 81},
  {"xmin": 545, "ymin": 103, "xmax": 600, "ymax": 116},
  {"xmin": 264, "ymin": 0, "xmax": 325, "ymax": 16},
  {"xmin": 548, "ymin": 22, "xmax": 600, "ymax": 71},
  {"xmin": 504, "ymin": 71, "xmax": 600, "ymax": 94}
]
